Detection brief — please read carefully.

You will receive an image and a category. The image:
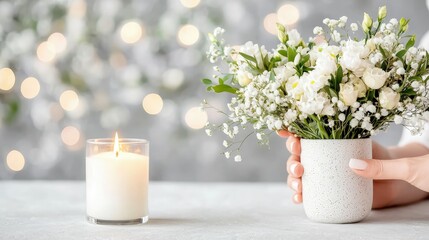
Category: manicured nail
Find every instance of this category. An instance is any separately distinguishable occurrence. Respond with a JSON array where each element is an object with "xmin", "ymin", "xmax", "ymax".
[
  {"xmin": 291, "ymin": 180, "xmax": 299, "ymax": 191},
  {"xmin": 349, "ymin": 158, "xmax": 368, "ymax": 170},
  {"xmin": 290, "ymin": 163, "xmax": 298, "ymax": 175},
  {"xmin": 293, "ymin": 194, "xmax": 300, "ymax": 203}
]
